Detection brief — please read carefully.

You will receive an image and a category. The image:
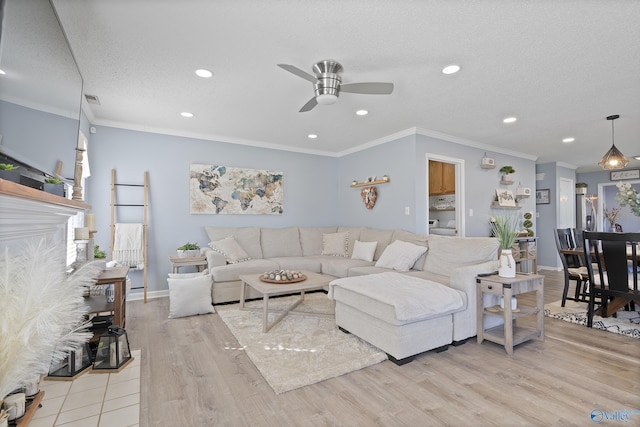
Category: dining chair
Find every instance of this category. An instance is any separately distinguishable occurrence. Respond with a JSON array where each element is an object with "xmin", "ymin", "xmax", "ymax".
[
  {"xmin": 554, "ymin": 228, "xmax": 589, "ymax": 306},
  {"xmin": 582, "ymin": 231, "xmax": 640, "ymax": 327}
]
